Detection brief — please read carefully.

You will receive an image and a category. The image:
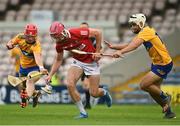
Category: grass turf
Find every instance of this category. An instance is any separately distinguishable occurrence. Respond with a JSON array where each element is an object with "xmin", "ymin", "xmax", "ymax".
[{"xmin": 0, "ymin": 104, "xmax": 179, "ymax": 125}]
